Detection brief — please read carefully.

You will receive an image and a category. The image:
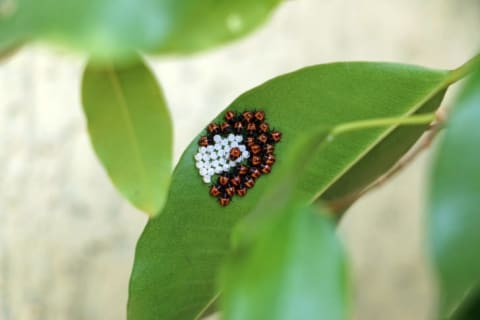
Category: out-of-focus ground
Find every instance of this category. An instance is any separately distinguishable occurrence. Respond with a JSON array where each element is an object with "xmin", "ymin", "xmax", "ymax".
[{"xmin": 1, "ymin": 0, "xmax": 479, "ymax": 319}]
